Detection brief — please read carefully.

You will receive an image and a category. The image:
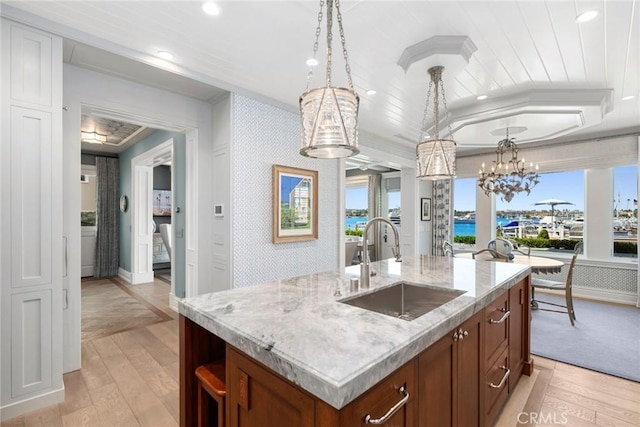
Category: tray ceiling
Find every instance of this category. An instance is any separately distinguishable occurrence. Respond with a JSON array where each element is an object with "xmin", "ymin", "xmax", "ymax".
[{"xmin": 3, "ymin": 0, "xmax": 638, "ymax": 156}]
